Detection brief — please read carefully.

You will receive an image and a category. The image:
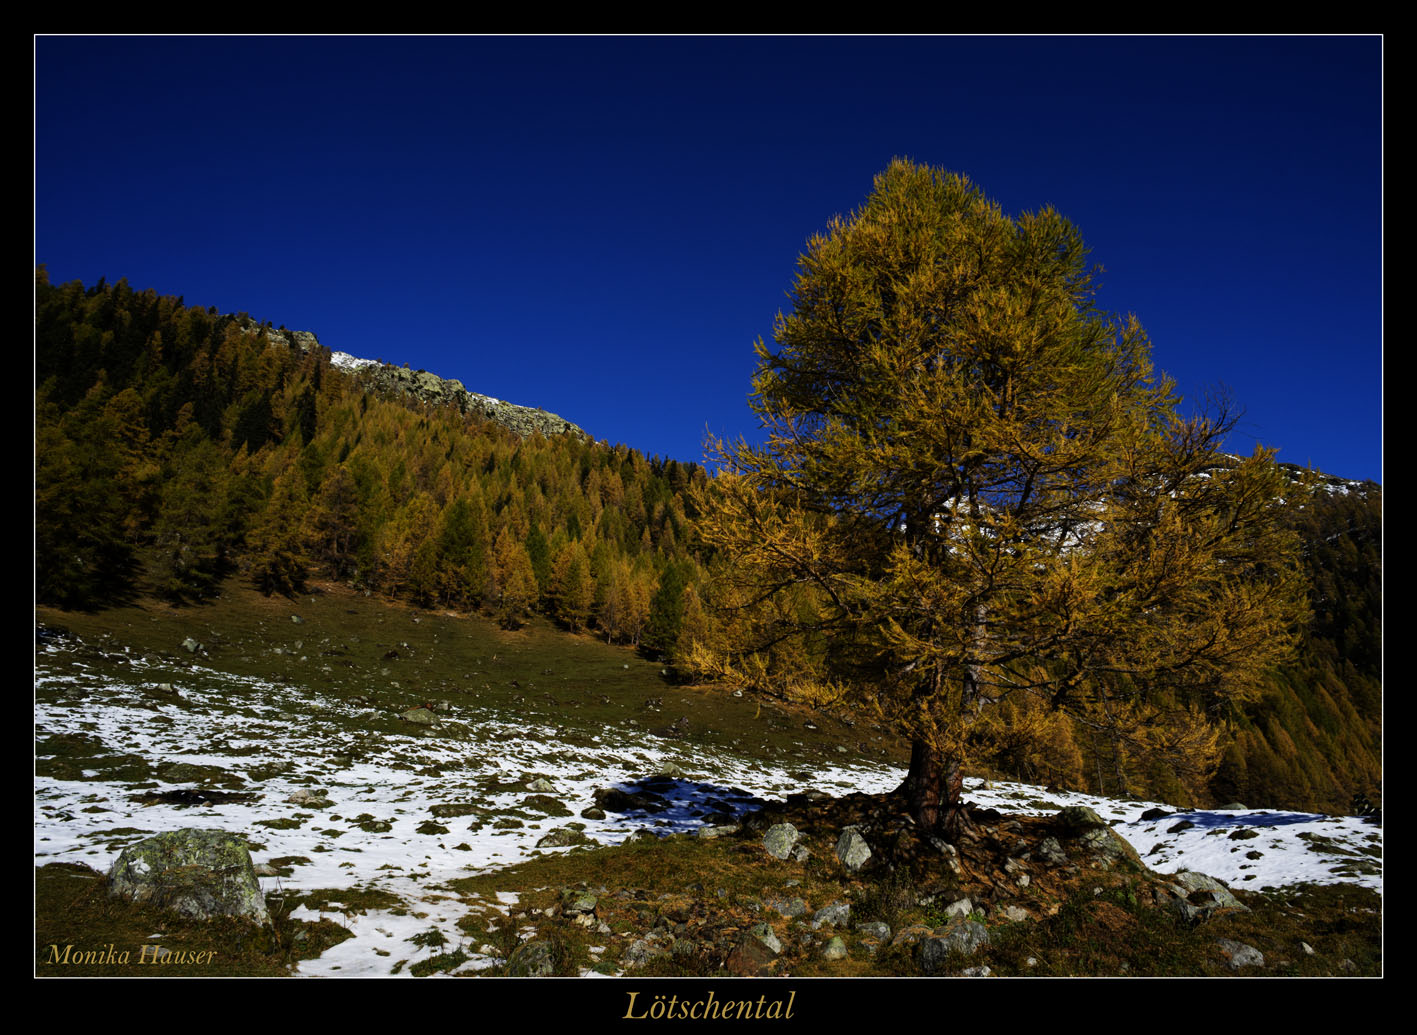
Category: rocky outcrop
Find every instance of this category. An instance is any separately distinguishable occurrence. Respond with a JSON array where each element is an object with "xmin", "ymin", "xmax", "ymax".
[
  {"xmin": 246, "ymin": 322, "xmax": 588, "ymax": 442},
  {"xmin": 108, "ymin": 828, "xmax": 269, "ymax": 924},
  {"xmin": 364, "ymin": 363, "xmax": 586, "ymax": 441}
]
